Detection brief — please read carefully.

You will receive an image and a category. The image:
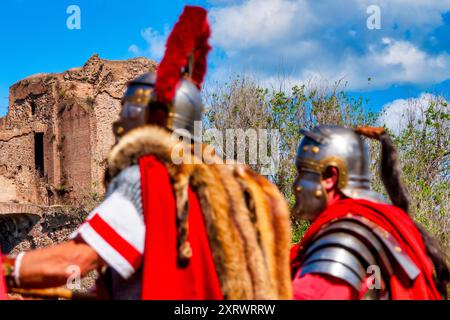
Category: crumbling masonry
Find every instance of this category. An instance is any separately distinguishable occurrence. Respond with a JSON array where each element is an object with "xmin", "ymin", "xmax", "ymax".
[{"xmin": 0, "ymin": 54, "xmax": 155, "ymax": 254}]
